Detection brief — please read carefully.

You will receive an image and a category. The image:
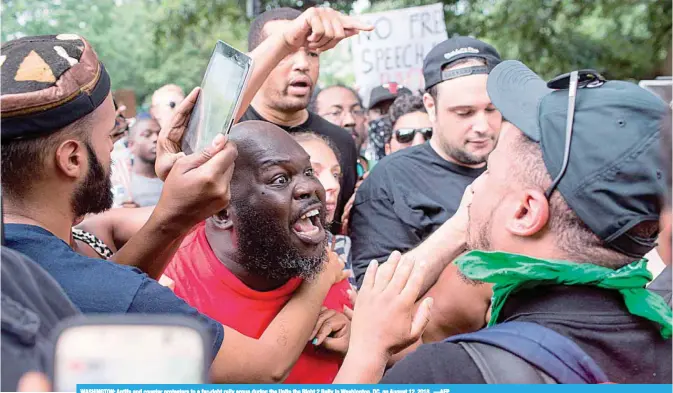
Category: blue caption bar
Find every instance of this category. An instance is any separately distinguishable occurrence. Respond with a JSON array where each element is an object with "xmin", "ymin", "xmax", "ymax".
[{"xmin": 77, "ymin": 384, "xmax": 673, "ymax": 393}]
